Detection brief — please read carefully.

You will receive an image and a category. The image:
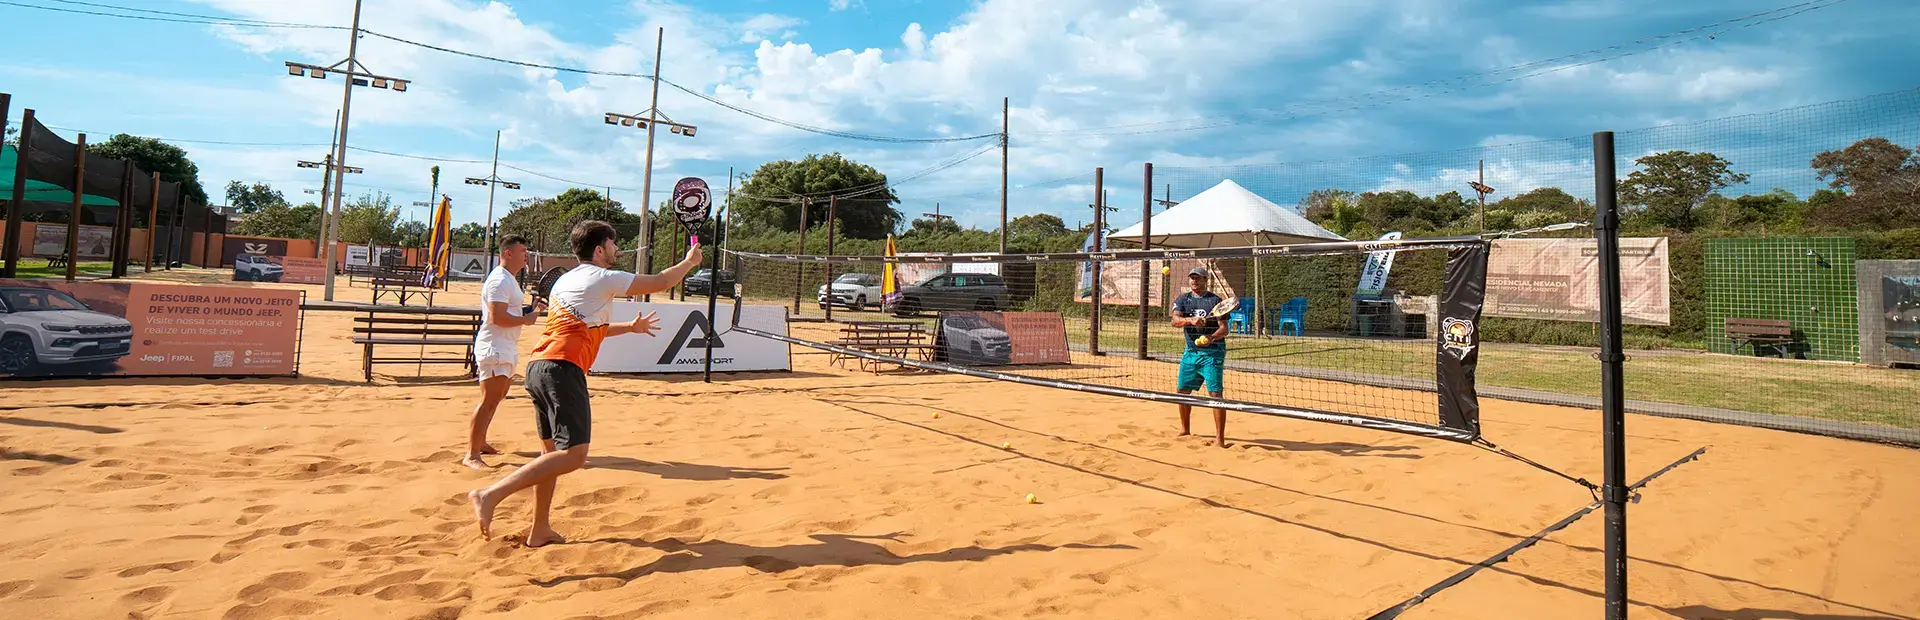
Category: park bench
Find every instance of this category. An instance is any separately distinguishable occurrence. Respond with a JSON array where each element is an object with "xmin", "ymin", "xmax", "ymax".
[
  {"xmin": 350, "ymin": 308, "xmax": 481, "ymax": 382},
  {"xmin": 369, "ymin": 268, "xmax": 435, "ymax": 306},
  {"xmin": 1725, "ymin": 317, "xmax": 1795, "ymax": 357},
  {"xmin": 46, "ymin": 253, "xmax": 68, "ymax": 269},
  {"xmin": 830, "ymin": 322, "xmax": 934, "ymax": 373}
]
